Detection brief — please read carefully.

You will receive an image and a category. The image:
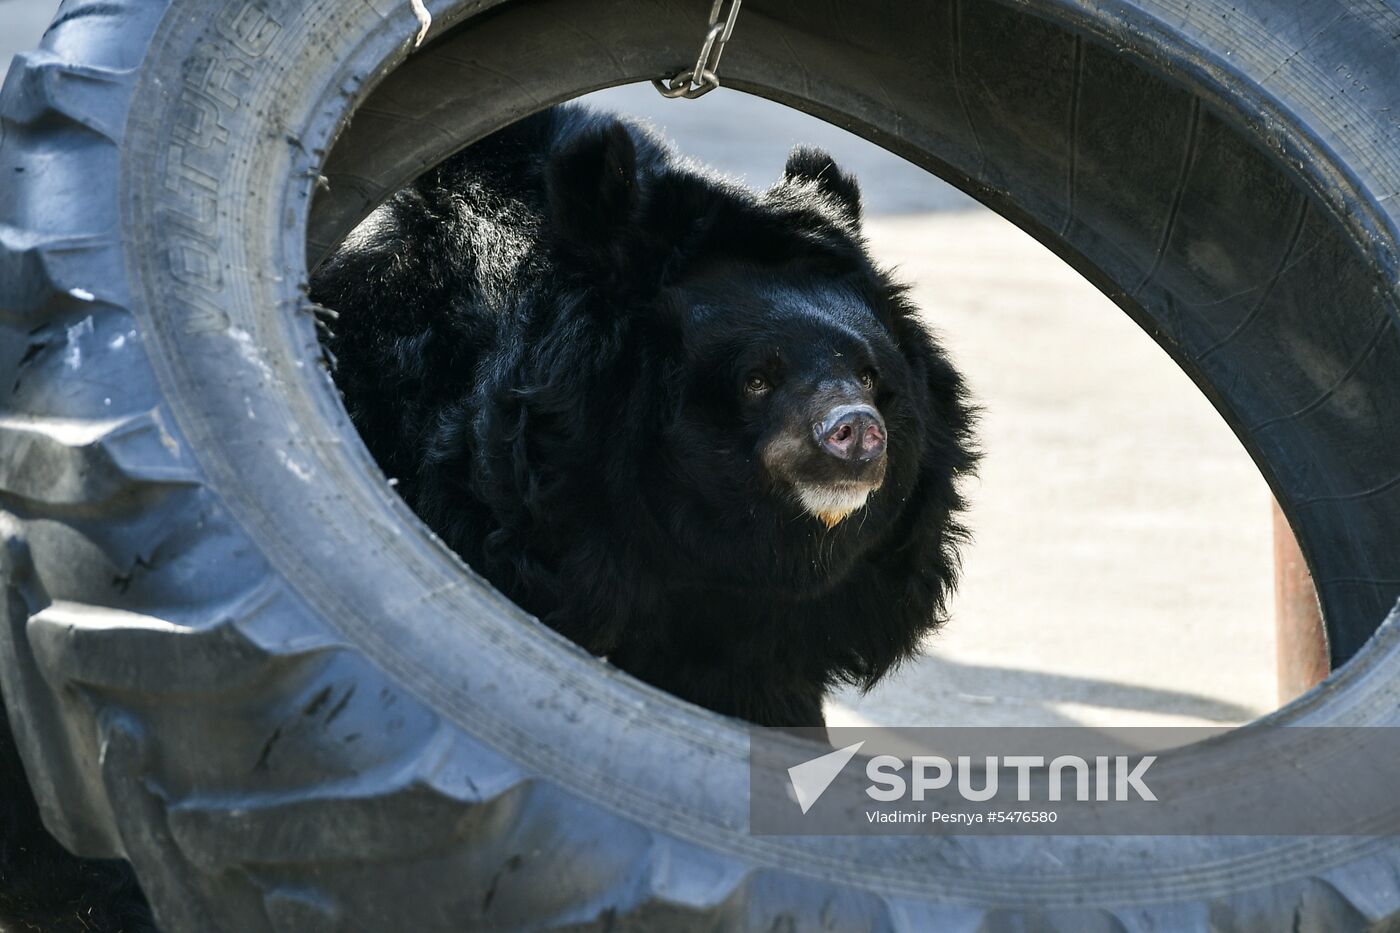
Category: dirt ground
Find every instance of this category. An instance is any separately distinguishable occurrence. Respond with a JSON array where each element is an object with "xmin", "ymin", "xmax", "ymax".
[{"xmin": 3, "ymin": 8, "xmax": 1278, "ymax": 727}]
